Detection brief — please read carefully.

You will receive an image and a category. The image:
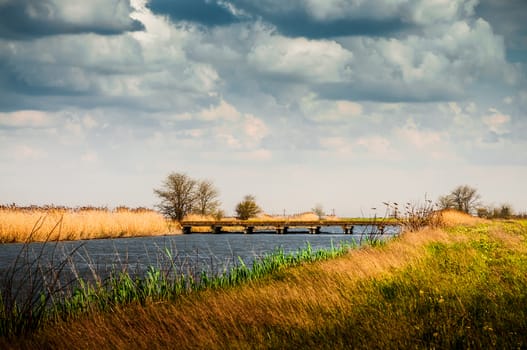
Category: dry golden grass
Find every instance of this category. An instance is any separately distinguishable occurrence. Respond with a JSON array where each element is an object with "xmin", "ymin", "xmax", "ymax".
[
  {"xmin": 254, "ymin": 212, "xmax": 326, "ymax": 221},
  {"xmin": 182, "ymin": 213, "xmax": 216, "ymax": 221},
  {"xmin": 289, "ymin": 212, "xmax": 321, "ymax": 221},
  {"xmin": 0, "ymin": 208, "xmax": 179, "ymax": 243},
  {"xmin": 441, "ymin": 209, "xmax": 487, "ymax": 226}
]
